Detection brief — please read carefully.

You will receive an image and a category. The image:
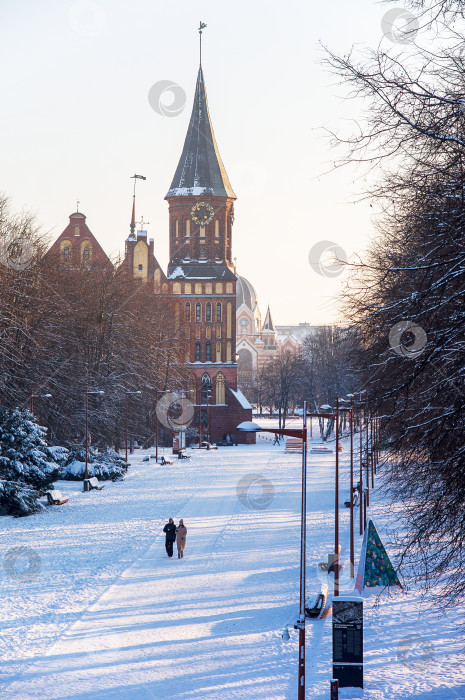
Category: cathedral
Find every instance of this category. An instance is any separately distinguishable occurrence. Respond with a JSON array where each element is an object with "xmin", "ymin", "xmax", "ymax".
[{"xmin": 45, "ymin": 63, "xmax": 255, "ymax": 444}]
